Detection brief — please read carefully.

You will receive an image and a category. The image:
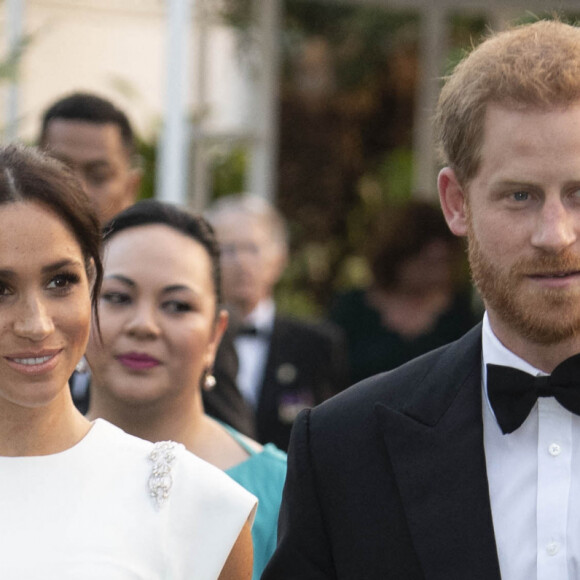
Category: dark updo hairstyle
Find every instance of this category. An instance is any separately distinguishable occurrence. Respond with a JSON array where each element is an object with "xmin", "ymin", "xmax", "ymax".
[
  {"xmin": 369, "ymin": 199, "xmax": 463, "ymax": 291},
  {"xmin": 103, "ymin": 199, "xmax": 223, "ymax": 311},
  {"xmin": 0, "ymin": 143, "xmax": 103, "ymax": 322}
]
